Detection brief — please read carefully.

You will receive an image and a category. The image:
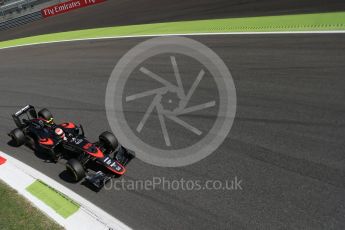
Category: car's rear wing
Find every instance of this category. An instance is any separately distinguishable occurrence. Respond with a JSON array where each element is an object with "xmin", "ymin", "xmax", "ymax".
[{"xmin": 12, "ymin": 105, "xmax": 37, "ymax": 128}]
